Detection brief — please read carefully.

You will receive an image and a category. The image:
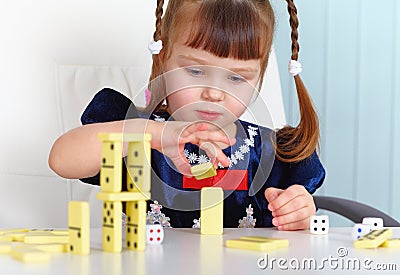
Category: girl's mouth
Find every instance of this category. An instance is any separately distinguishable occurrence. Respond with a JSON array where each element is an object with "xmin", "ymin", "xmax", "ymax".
[{"xmin": 196, "ymin": 110, "xmax": 222, "ymax": 121}]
